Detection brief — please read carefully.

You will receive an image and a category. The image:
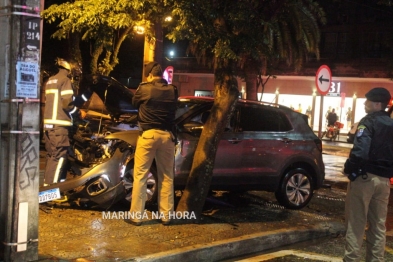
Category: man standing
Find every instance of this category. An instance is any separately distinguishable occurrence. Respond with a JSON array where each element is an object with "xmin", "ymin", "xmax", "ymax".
[
  {"xmin": 127, "ymin": 62, "xmax": 178, "ymax": 226},
  {"xmin": 343, "ymin": 87, "xmax": 393, "ymax": 262},
  {"xmin": 43, "ymin": 58, "xmax": 84, "ymax": 185},
  {"xmin": 346, "ymin": 107, "xmax": 352, "ymax": 129},
  {"xmin": 327, "ymin": 108, "xmax": 338, "ymax": 126}
]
